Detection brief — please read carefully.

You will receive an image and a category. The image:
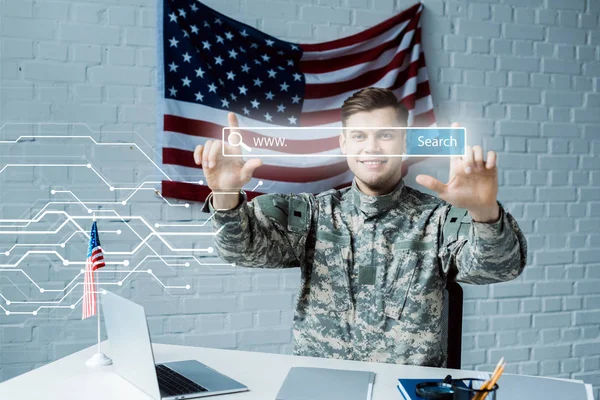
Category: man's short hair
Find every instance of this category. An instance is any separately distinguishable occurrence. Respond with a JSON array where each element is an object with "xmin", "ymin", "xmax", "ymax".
[{"xmin": 341, "ymin": 87, "xmax": 409, "ymax": 126}]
